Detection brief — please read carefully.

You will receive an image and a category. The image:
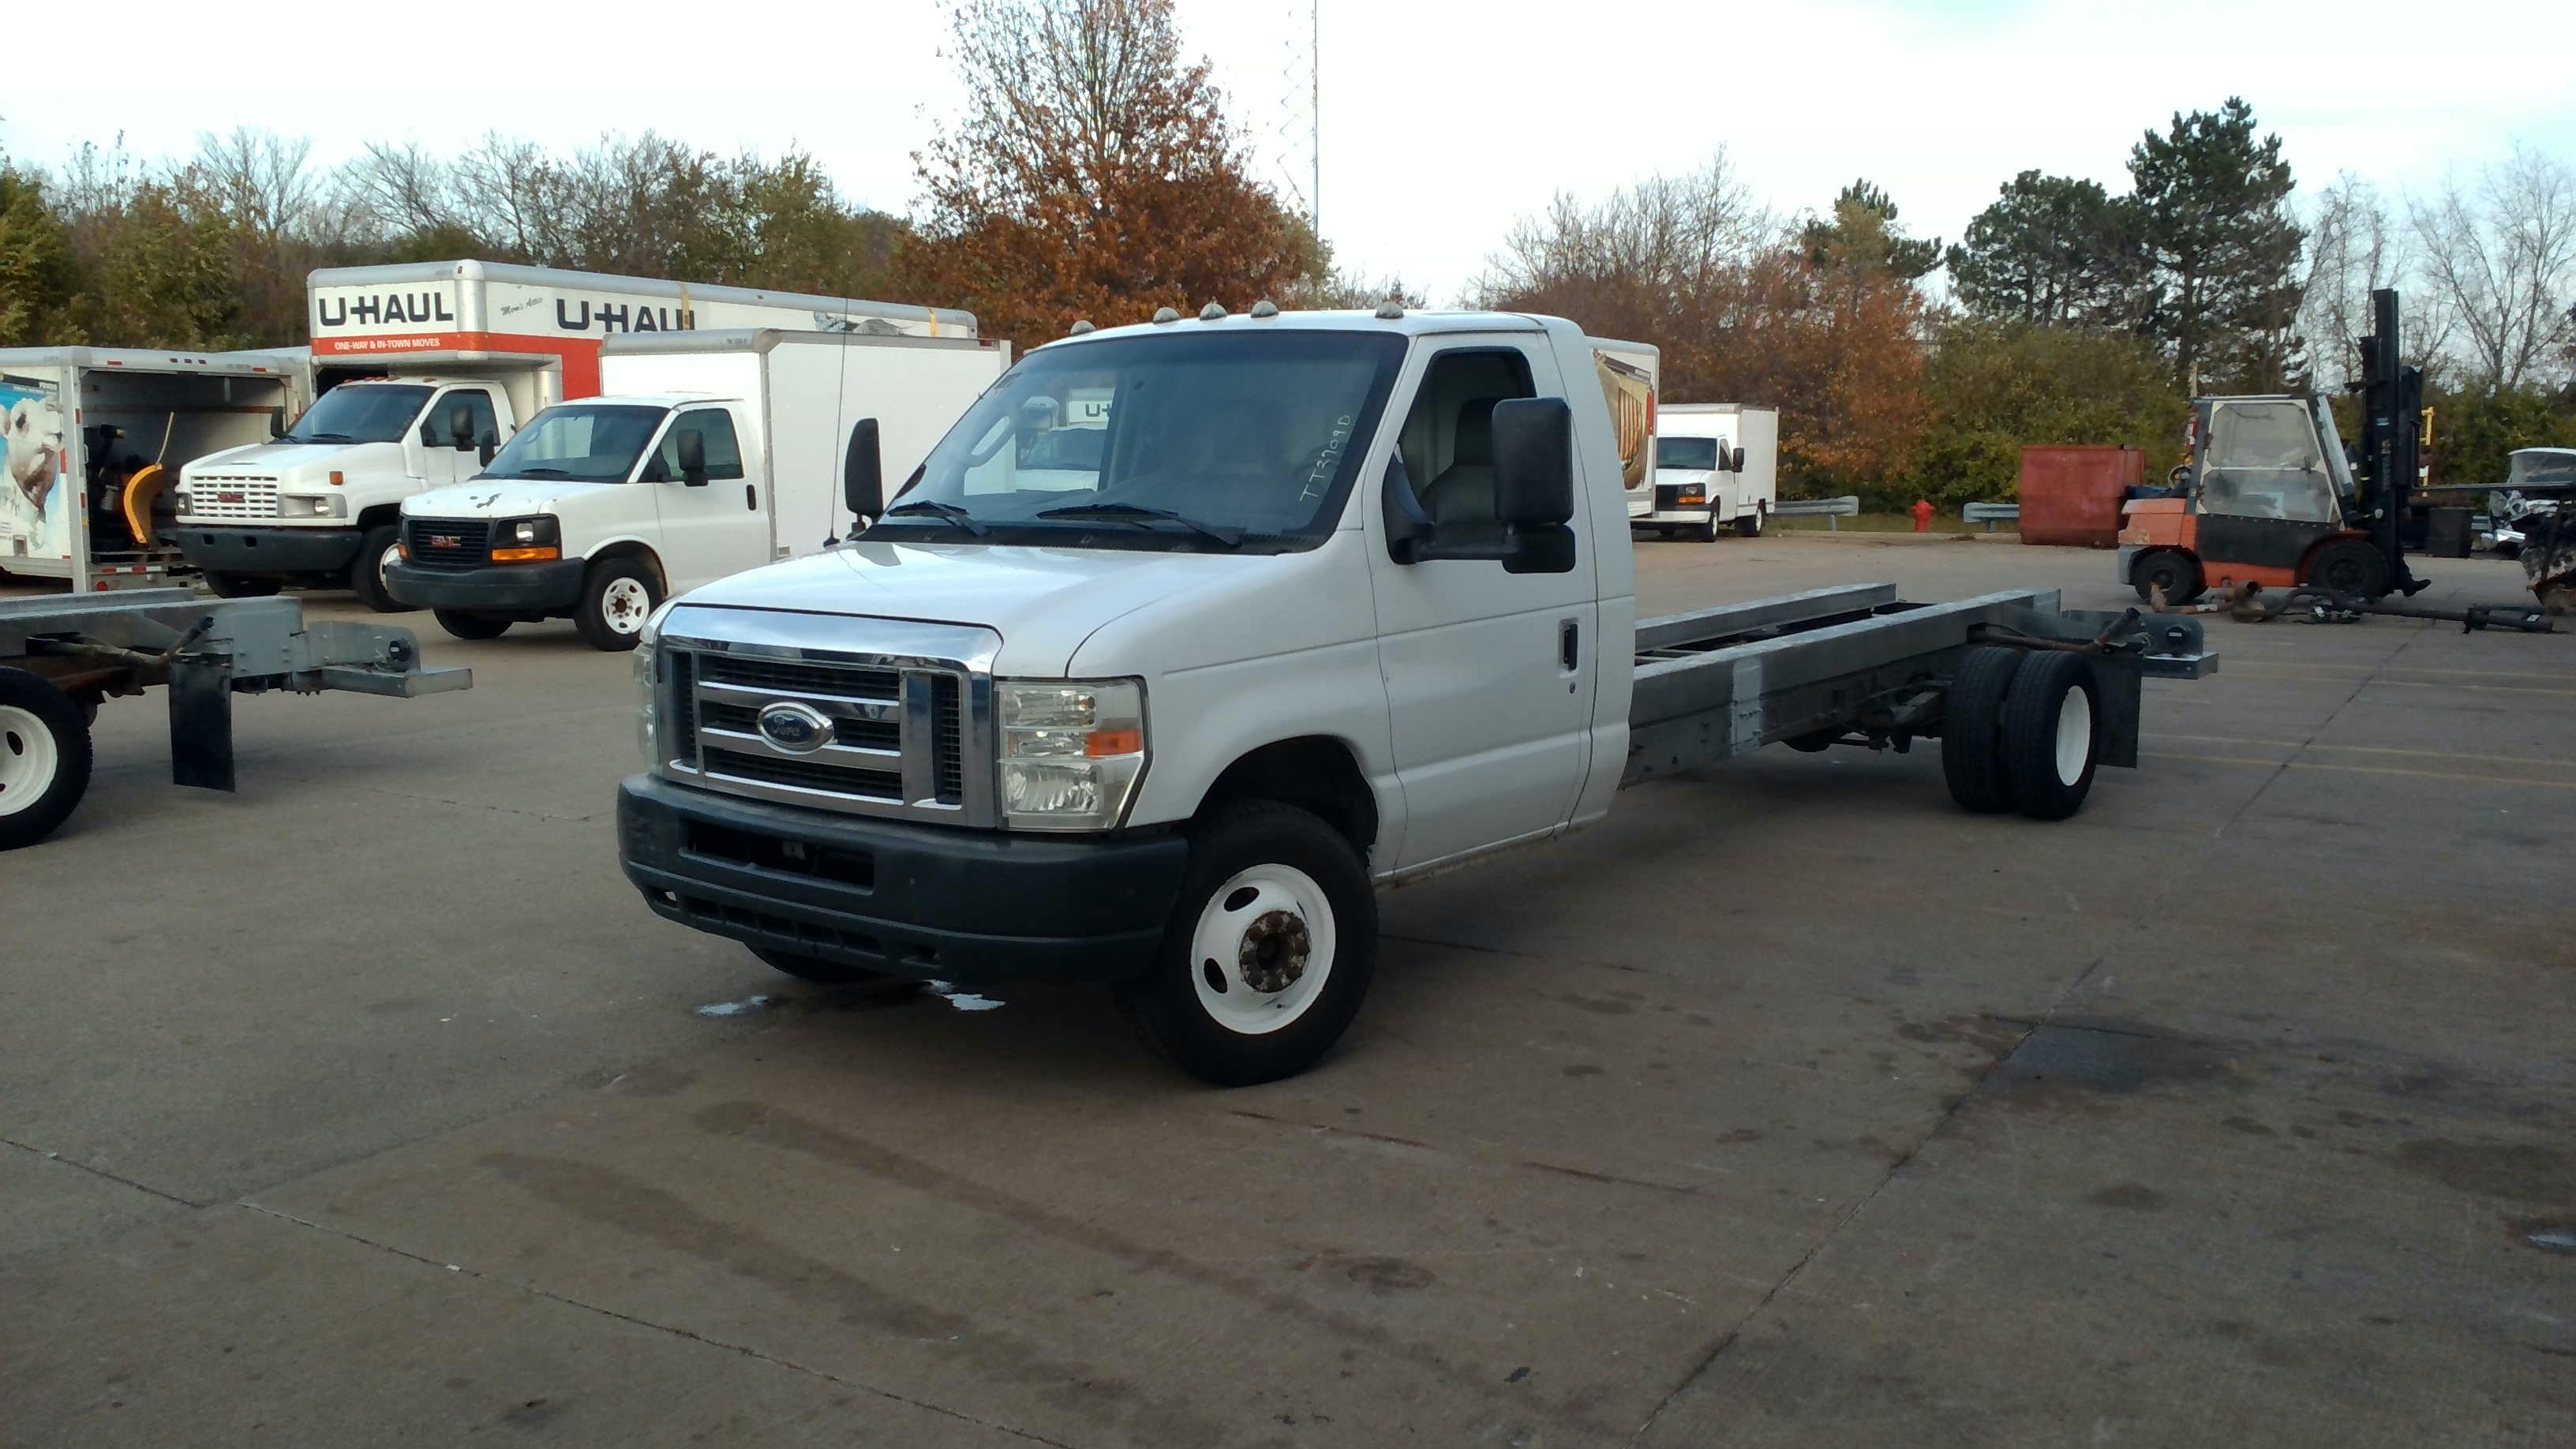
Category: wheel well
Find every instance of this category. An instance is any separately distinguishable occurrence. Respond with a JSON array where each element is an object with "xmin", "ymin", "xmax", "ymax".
[
  {"xmin": 356, "ymin": 504, "xmax": 402, "ymax": 531},
  {"xmin": 585, "ymin": 541, "xmax": 665, "ymax": 592},
  {"xmin": 1196, "ymin": 737, "xmax": 1377, "ymax": 856},
  {"xmin": 2135, "ymin": 545, "xmax": 2197, "ymax": 578}
]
